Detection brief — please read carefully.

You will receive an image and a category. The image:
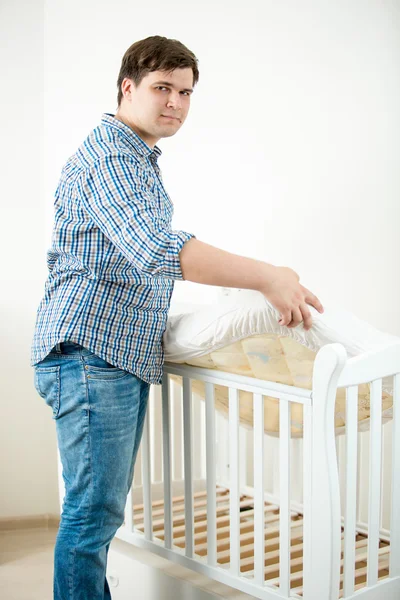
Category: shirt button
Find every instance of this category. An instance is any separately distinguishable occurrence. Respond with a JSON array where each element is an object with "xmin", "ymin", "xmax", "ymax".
[{"xmin": 85, "ymin": 365, "xmax": 89, "ymax": 370}]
